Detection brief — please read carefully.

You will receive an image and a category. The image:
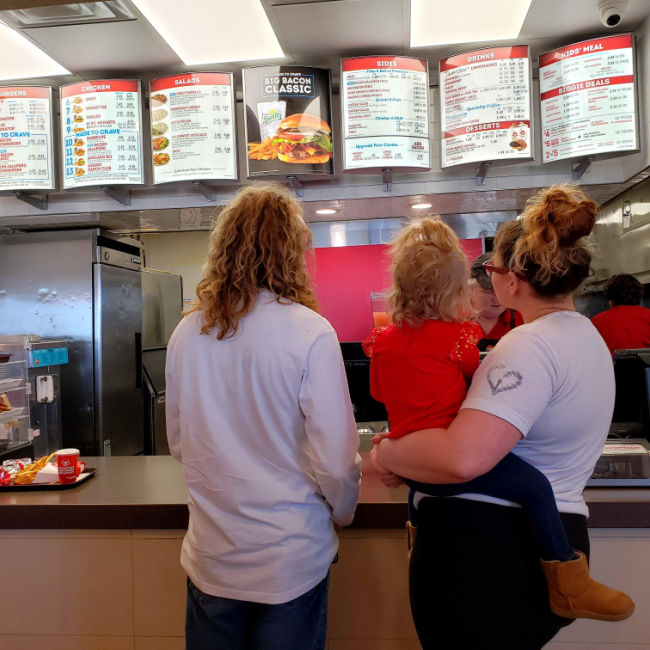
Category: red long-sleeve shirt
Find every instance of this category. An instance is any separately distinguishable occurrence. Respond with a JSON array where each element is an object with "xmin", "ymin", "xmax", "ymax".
[
  {"xmin": 591, "ymin": 305, "xmax": 650, "ymax": 357},
  {"xmin": 364, "ymin": 319, "xmax": 481, "ymax": 439}
]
